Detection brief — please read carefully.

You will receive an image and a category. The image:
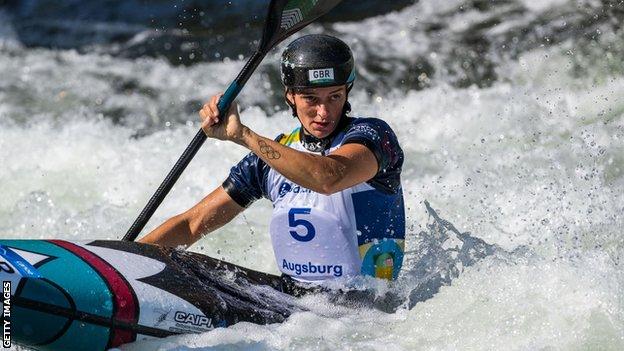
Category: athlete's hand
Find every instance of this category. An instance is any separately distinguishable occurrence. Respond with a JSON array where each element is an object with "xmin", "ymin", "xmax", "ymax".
[{"xmin": 199, "ymin": 94, "xmax": 248, "ymax": 143}]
